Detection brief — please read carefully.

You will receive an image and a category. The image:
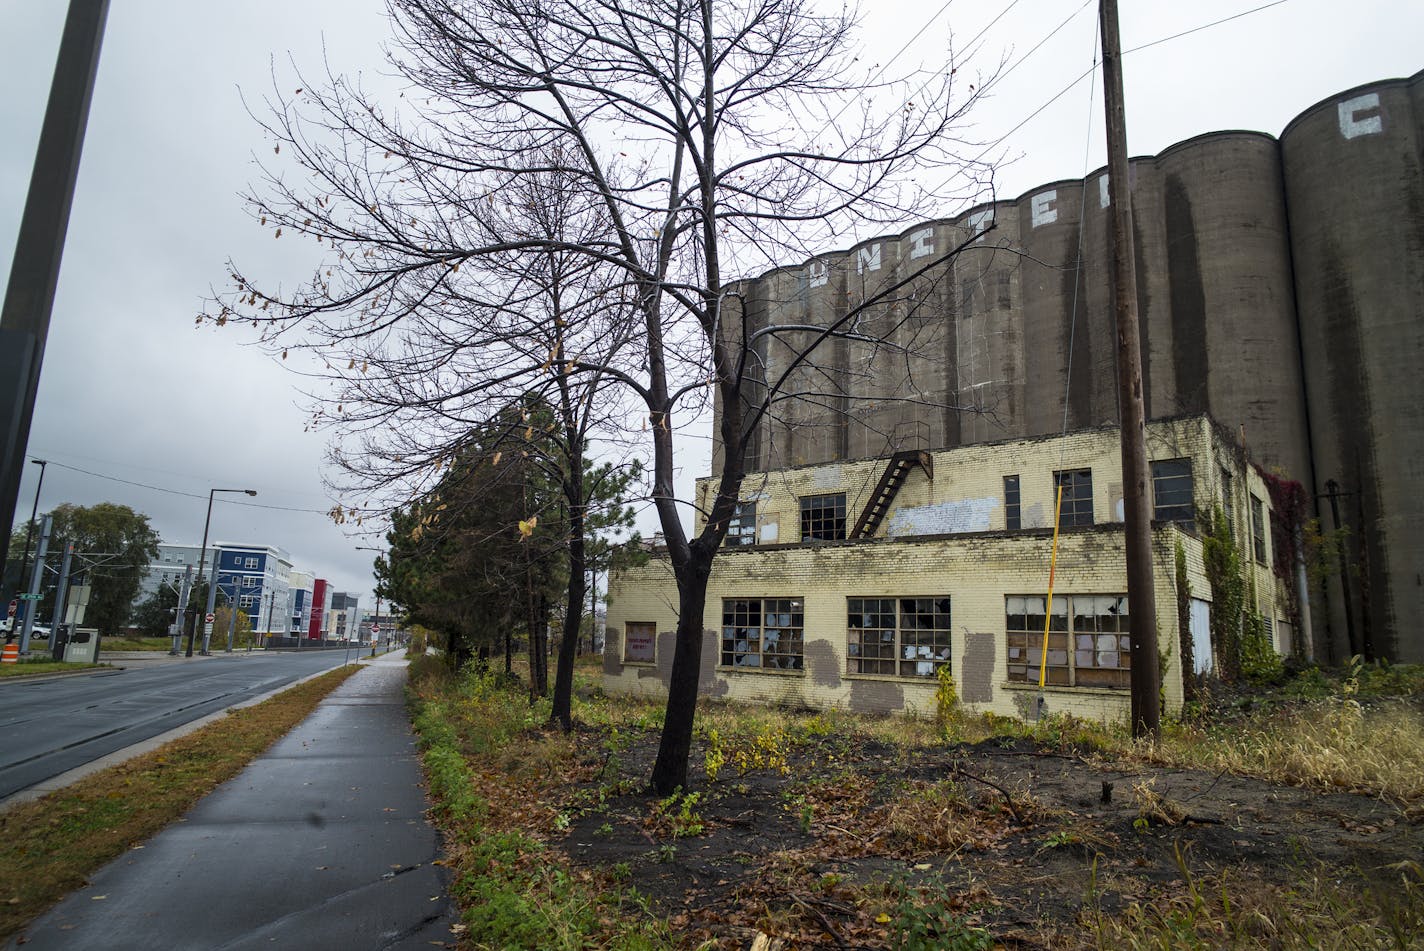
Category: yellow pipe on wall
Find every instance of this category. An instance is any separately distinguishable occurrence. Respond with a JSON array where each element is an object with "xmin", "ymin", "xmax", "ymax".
[{"xmin": 1038, "ymin": 484, "xmax": 1065, "ymax": 690}]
